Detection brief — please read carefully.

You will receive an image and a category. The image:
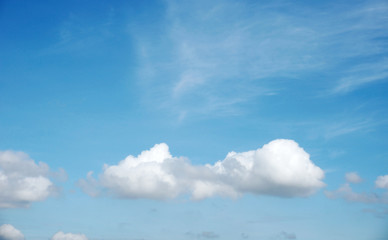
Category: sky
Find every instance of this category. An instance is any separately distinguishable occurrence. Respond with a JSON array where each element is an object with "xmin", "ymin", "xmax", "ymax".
[{"xmin": 0, "ymin": 0, "xmax": 388, "ymax": 239}]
